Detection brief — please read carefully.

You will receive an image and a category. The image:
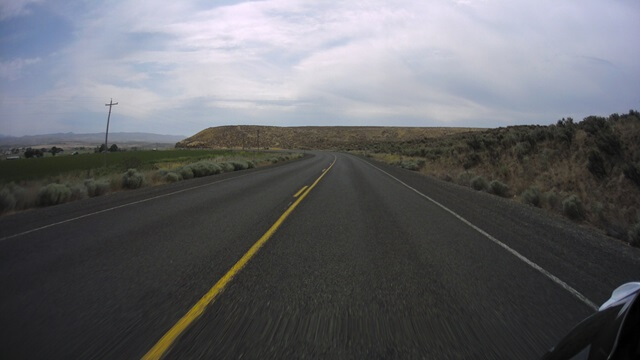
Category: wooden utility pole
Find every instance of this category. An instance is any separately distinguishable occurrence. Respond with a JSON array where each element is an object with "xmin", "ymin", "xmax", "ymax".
[
  {"xmin": 104, "ymin": 98, "xmax": 118, "ymax": 152},
  {"xmin": 257, "ymin": 129, "xmax": 260, "ymax": 150}
]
